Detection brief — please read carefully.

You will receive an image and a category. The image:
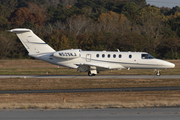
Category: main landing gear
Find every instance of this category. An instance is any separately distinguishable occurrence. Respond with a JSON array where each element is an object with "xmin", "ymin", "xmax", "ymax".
[
  {"xmin": 156, "ymin": 69, "xmax": 161, "ymax": 76},
  {"xmin": 88, "ymin": 67, "xmax": 97, "ymax": 76},
  {"xmin": 88, "ymin": 71, "xmax": 96, "ymax": 76}
]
